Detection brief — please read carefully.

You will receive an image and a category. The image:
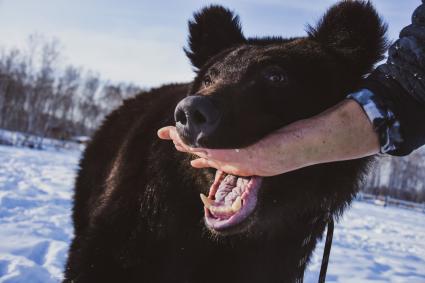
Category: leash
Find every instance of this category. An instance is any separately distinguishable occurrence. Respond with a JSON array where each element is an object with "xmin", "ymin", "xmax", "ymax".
[{"xmin": 318, "ymin": 218, "xmax": 334, "ymax": 283}]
